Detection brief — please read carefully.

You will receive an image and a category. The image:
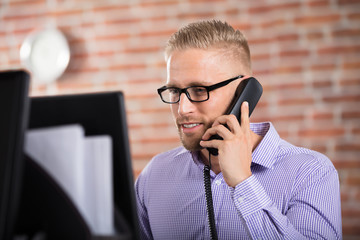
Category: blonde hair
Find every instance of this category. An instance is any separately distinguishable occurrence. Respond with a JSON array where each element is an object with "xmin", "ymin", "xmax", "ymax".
[{"xmin": 165, "ymin": 20, "xmax": 251, "ymax": 70}]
